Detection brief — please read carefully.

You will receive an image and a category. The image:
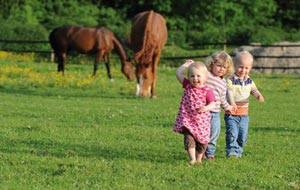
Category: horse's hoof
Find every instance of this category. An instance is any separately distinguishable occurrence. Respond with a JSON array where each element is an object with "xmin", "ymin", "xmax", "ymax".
[
  {"xmin": 110, "ymin": 78, "xmax": 114, "ymax": 82},
  {"xmin": 151, "ymin": 95, "xmax": 157, "ymax": 99}
]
